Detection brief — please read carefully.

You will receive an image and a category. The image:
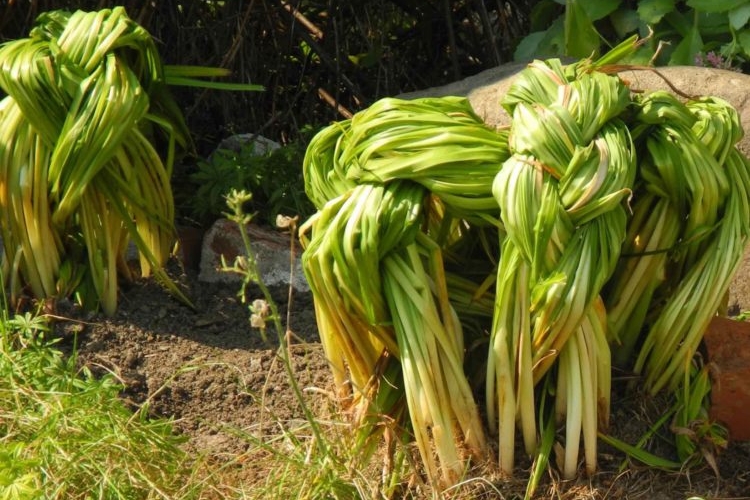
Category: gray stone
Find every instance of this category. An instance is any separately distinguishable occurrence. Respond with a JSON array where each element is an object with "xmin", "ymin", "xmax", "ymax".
[
  {"xmin": 213, "ymin": 133, "xmax": 280, "ymax": 157},
  {"xmin": 199, "ymin": 218, "xmax": 308, "ymax": 292},
  {"xmin": 196, "ymin": 133, "xmax": 307, "ymax": 291}
]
